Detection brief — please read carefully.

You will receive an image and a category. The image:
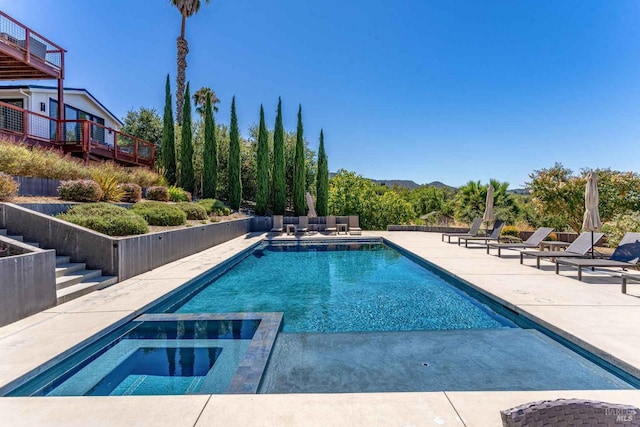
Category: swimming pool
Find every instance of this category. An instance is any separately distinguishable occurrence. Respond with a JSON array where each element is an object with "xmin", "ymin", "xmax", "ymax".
[
  {"xmin": 4, "ymin": 239, "xmax": 638, "ymax": 395},
  {"xmin": 165, "ymin": 242, "xmax": 513, "ymax": 332}
]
